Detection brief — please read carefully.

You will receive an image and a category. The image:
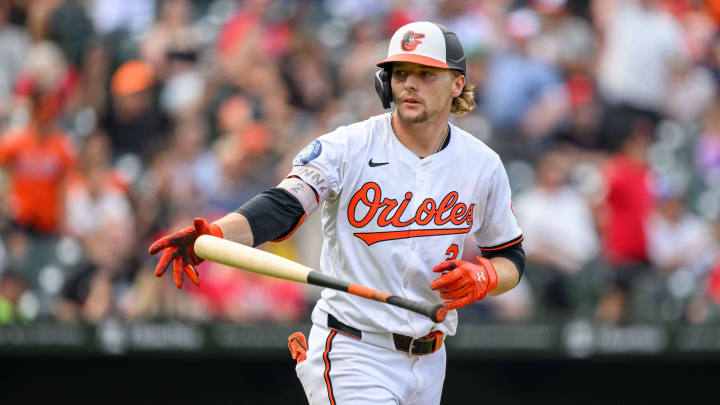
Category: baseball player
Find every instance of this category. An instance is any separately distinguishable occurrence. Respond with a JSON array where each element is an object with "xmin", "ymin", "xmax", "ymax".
[{"xmin": 150, "ymin": 21, "xmax": 525, "ymax": 404}]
